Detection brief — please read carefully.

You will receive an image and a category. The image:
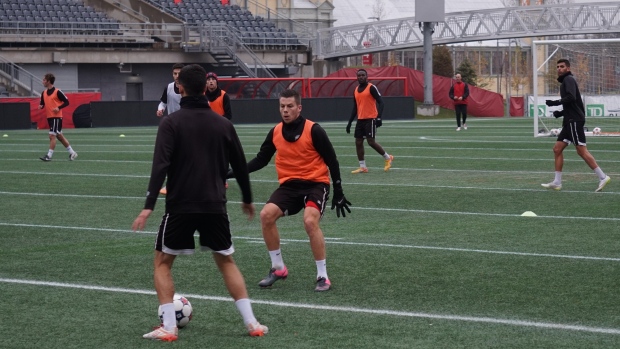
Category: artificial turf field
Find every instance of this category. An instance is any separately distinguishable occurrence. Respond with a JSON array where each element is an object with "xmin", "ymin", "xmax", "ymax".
[{"xmin": 1, "ymin": 117, "xmax": 619, "ymax": 348}]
